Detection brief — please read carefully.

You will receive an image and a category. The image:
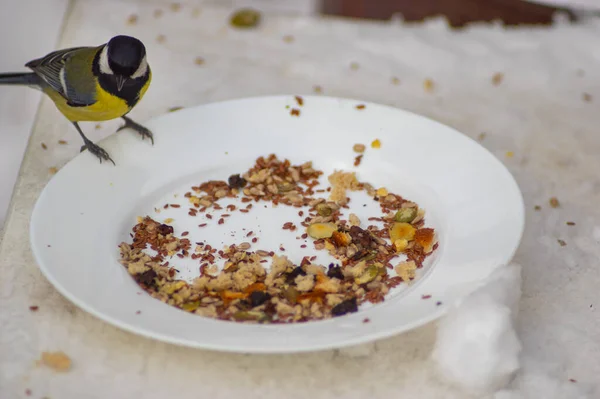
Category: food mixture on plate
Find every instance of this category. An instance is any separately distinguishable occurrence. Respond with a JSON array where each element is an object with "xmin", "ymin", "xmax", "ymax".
[{"xmin": 119, "ymin": 154, "xmax": 438, "ymax": 323}]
